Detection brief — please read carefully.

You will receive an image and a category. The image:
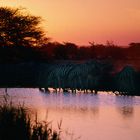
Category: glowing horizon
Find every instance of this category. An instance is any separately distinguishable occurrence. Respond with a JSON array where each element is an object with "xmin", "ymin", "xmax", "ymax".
[{"xmin": 1, "ymin": 0, "xmax": 140, "ymax": 46}]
